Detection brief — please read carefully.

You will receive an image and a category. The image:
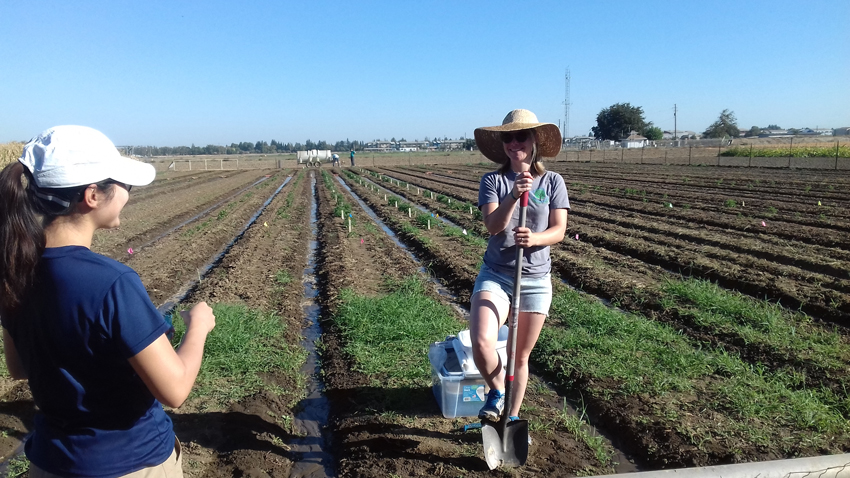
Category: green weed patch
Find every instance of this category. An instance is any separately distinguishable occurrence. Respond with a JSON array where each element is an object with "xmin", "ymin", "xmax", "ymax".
[
  {"xmin": 535, "ymin": 288, "xmax": 849, "ymax": 451},
  {"xmin": 660, "ymin": 278, "xmax": 849, "ymax": 376},
  {"xmin": 333, "ymin": 276, "xmax": 461, "ymax": 387},
  {"xmin": 171, "ymin": 303, "xmax": 307, "ymax": 406},
  {"xmin": 721, "ymin": 145, "xmax": 850, "ymax": 158}
]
